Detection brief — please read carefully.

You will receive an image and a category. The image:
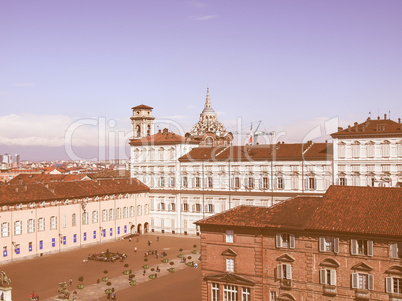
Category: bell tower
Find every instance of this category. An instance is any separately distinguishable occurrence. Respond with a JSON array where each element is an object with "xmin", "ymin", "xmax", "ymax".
[{"xmin": 130, "ymin": 104, "xmax": 155, "ymax": 138}]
